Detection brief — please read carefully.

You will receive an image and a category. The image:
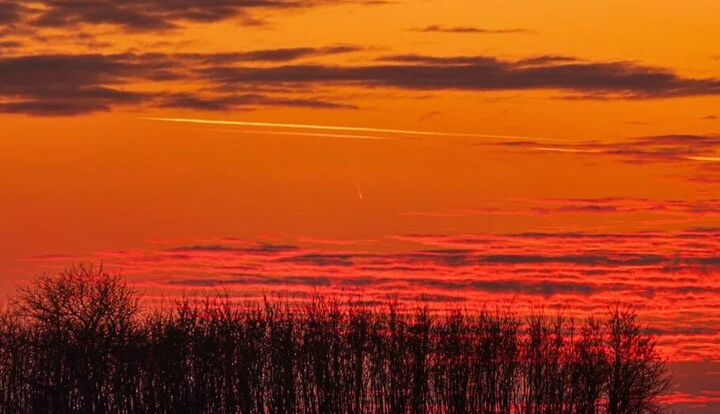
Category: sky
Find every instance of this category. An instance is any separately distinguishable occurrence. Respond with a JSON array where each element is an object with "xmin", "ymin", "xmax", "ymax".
[{"xmin": 1, "ymin": 0, "xmax": 720, "ymax": 411}]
